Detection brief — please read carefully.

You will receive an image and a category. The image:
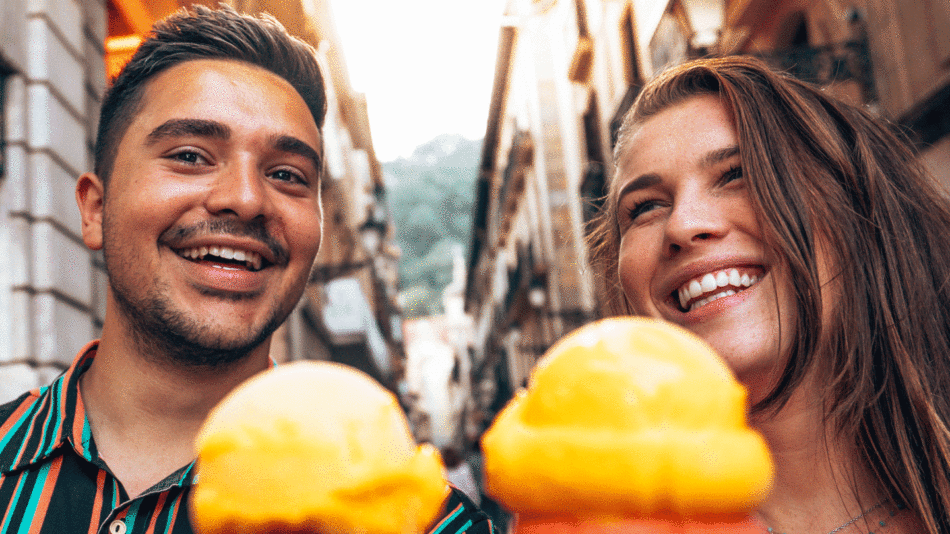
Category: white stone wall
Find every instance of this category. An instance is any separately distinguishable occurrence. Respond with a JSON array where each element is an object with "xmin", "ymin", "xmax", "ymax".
[{"xmin": 0, "ymin": 0, "xmax": 105, "ymax": 404}]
